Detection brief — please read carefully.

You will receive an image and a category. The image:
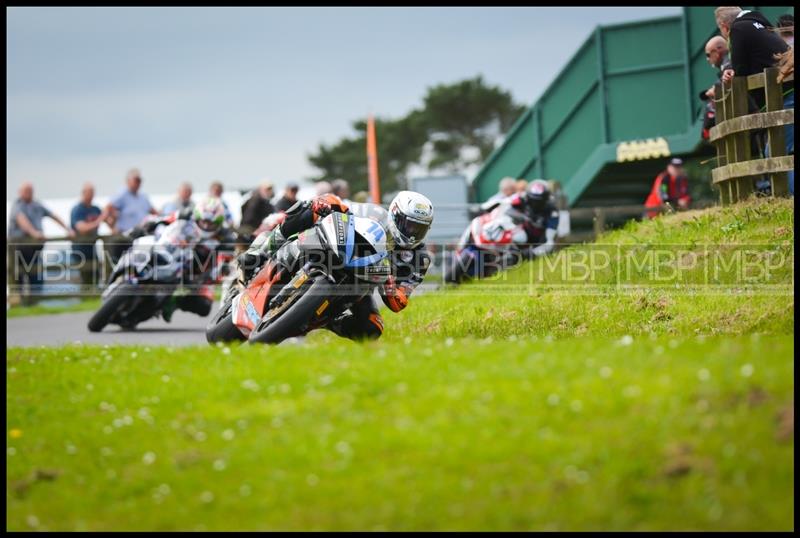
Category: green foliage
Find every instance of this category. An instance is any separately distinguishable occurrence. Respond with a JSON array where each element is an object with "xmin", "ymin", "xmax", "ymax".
[
  {"xmin": 306, "ymin": 76, "xmax": 525, "ymax": 192},
  {"xmin": 422, "ymin": 76, "xmax": 525, "ymax": 171}
]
